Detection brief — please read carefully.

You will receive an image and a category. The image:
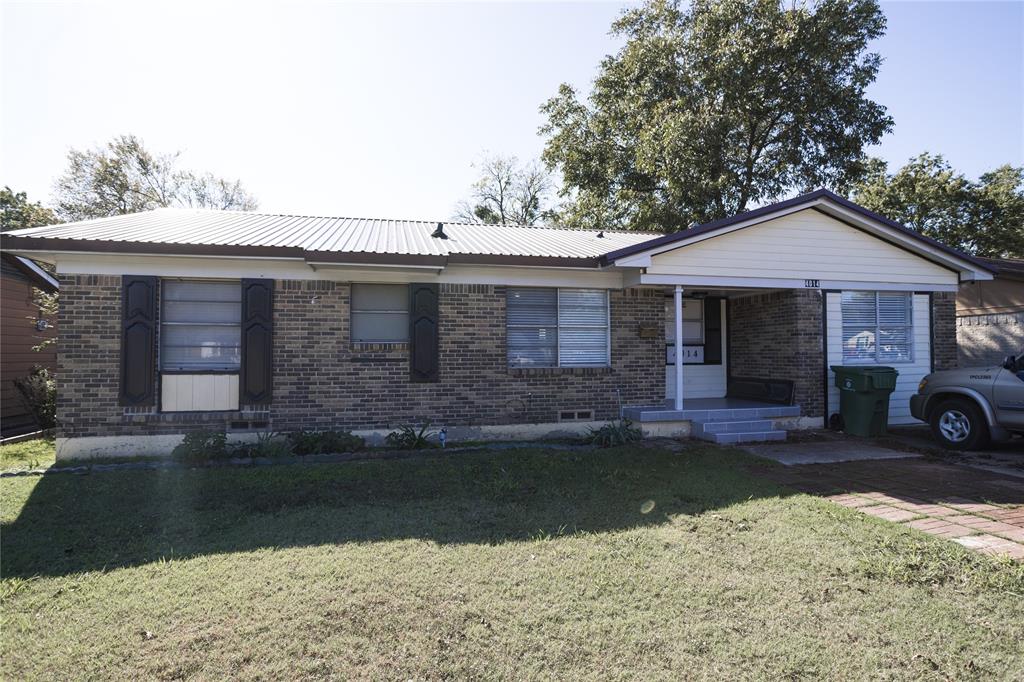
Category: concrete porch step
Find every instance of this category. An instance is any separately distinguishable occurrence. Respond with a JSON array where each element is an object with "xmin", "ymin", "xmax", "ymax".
[
  {"xmin": 696, "ymin": 429, "xmax": 787, "ymax": 444},
  {"xmin": 624, "ymin": 404, "xmax": 800, "ymax": 423},
  {"xmin": 696, "ymin": 419, "xmax": 775, "ymax": 436}
]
